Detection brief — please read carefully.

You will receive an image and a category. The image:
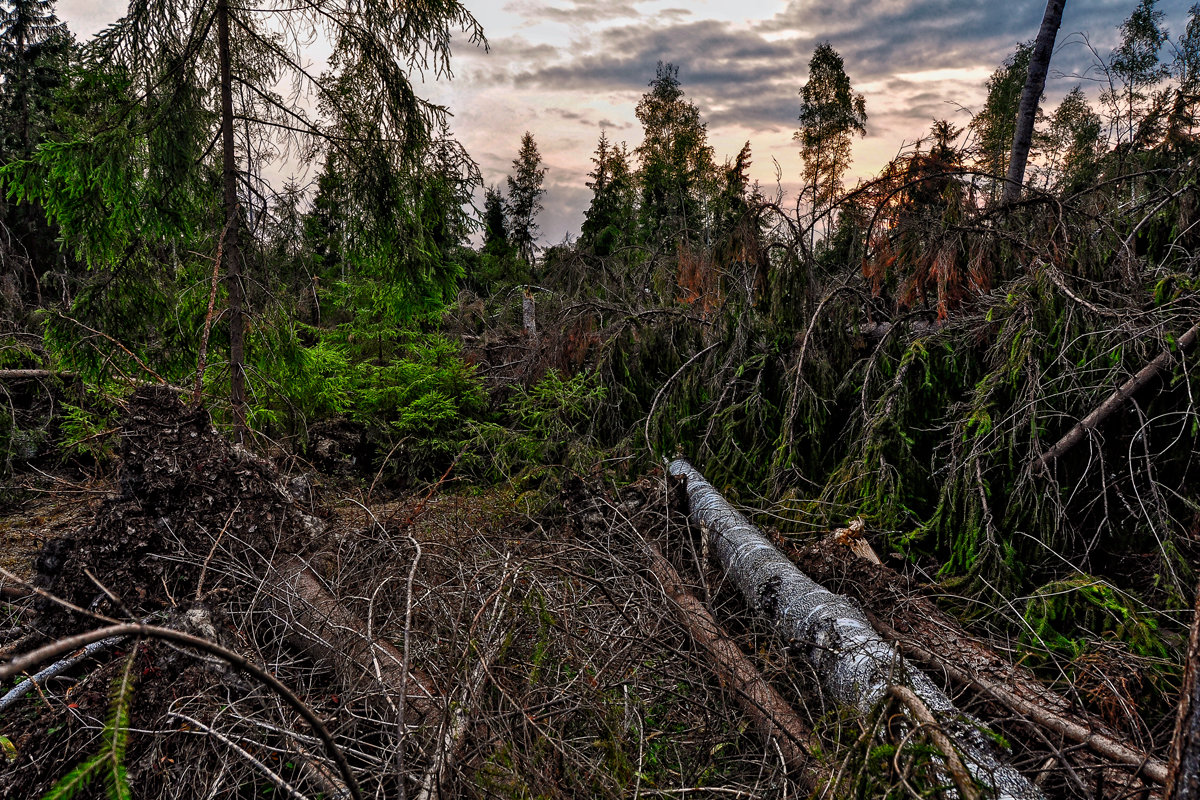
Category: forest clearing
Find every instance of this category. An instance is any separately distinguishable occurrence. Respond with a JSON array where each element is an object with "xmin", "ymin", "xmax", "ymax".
[{"xmin": 2, "ymin": 0, "xmax": 1200, "ymax": 797}]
